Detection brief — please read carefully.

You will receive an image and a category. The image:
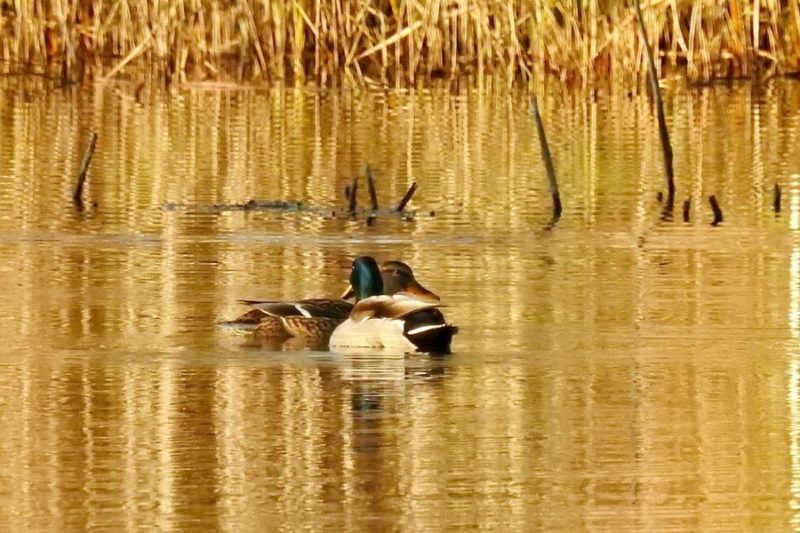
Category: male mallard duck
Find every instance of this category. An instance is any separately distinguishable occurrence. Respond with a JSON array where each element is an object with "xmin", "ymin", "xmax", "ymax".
[
  {"xmin": 329, "ymin": 256, "xmax": 458, "ymax": 354},
  {"xmin": 221, "ymin": 260, "xmax": 439, "ymax": 350}
]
